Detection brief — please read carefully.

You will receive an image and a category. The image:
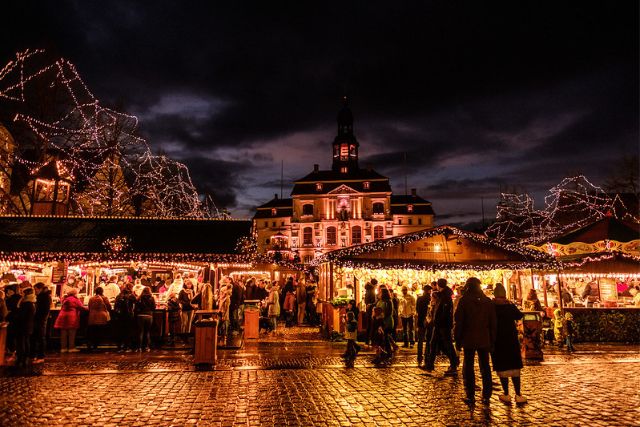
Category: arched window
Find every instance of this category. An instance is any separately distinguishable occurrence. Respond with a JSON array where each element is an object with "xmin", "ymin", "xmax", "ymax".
[
  {"xmin": 372, "ymin": 202, "xmax": 384, "ymax": 214},
  {"xmin": 302, "ymin": 203, "xmax": 314, "ymax": 216},
  {"xmin": 351, "ymin": 226, "xmax": 362, "ymax": 245},
  {"xmin": 303, "ymin": 227, "xmax": 313, "ymax": 246},
  {"xmin": 326, "ymin": 226, "xmax": 337, "ymax": 246},
  {"xmin": 373, "ymin": 225, "xmax": 384, "ymax": 240}
]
